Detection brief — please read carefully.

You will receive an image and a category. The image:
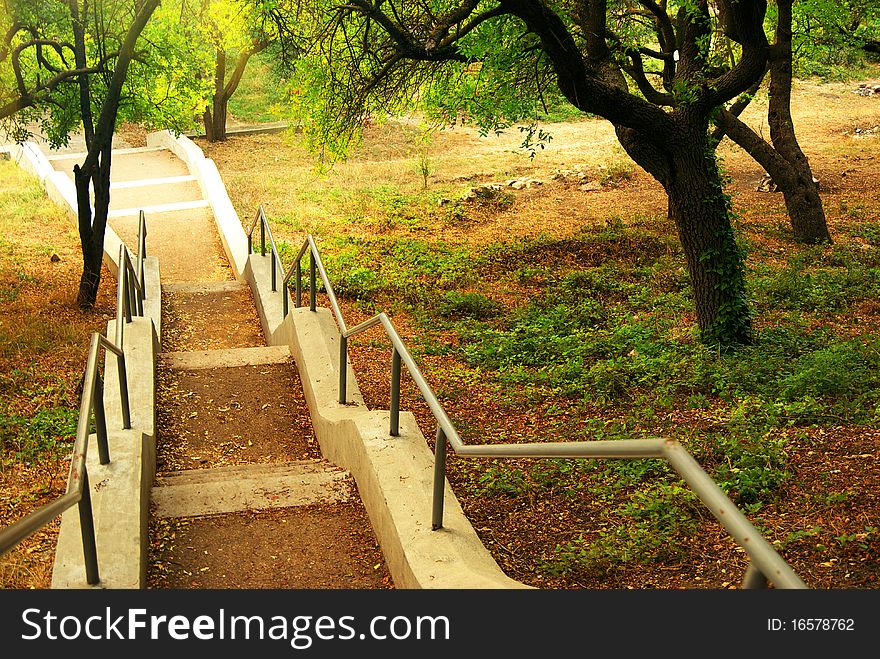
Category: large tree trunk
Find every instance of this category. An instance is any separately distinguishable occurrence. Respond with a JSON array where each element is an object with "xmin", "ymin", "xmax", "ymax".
[
  {"xmin": 619, "ymin": 118, "xmax": 752, "ymax": 347},
  {"xmin": 74, "ymin": 166, "xmax": 100, "ymax": 308},
  {"xmin": 210, "ymin": 94, "xmax": 228, "ymax": 141},
  {"xmin": 716, "ymin": 108, "xmax": 829, "ymax": 244},
  {"xmin": 202, "ymin": 100, "xmax": 227, "ymax": 142},
  {"xmin": 203, "ymin": 49, "xmax": 228, "ymax": 142},
  {"xmin": 709, "ymin": 1, "xmax": 830, "ymax": 244},
  {"xmin": 666, "ymin": 141, "xmax": 751, "ymax": 346},
  {"xmin": 716, "ymin": 0, "xmax": 831, "ymax": 244},
  {"xmin": 202, "ymin": 107, "xmax": 215, "ymax": 142},
  {"xmin": 766, "ymin": 0, "xmax": 831, "ymax": 244}
]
